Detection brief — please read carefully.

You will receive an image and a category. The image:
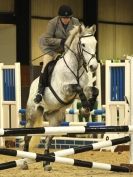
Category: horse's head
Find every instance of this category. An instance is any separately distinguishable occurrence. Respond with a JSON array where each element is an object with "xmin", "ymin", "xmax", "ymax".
[
  {"xmin": 77, "ymin": 24, "xmax": 98, "ymax": 72},
  {"xmin": 65, "ymin": 24, "xmax": 98, "ymax": 73}
]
